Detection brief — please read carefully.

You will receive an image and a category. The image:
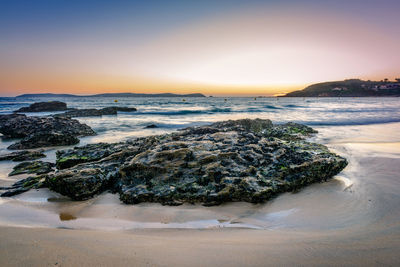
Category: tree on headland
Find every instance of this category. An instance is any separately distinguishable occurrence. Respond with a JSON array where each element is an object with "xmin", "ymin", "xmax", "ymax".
[
  {"xmin": 396, "ymin": 78, "xmax": 400, "ymax": 83},
  {"xmin": 384, "ymin": 78, "xmax": 389, "ymax": 83}
]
